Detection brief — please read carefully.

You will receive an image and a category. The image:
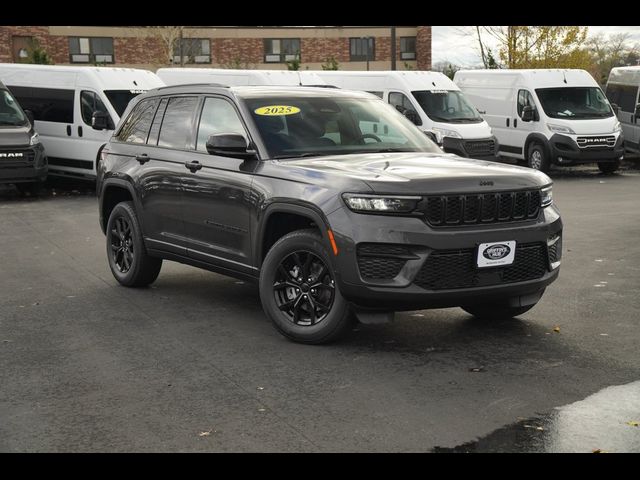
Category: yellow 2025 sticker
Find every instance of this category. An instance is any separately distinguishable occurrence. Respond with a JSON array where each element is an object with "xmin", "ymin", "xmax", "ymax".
[{"xmin": 254, "ymin": 105, "xmax": 301, "ymax": 116}]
